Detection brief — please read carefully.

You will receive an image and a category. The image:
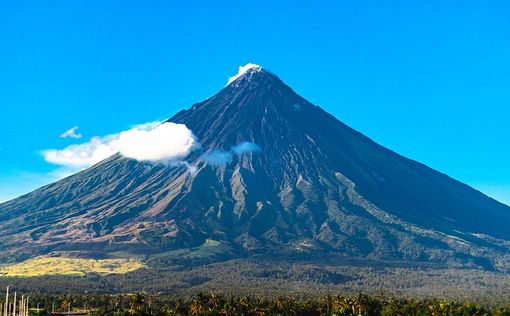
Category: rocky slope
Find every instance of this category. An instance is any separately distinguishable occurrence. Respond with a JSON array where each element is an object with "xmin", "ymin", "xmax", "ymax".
[{"xmin": 1, "ymin": 66, "xmax": 509, "ymax": 270}]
